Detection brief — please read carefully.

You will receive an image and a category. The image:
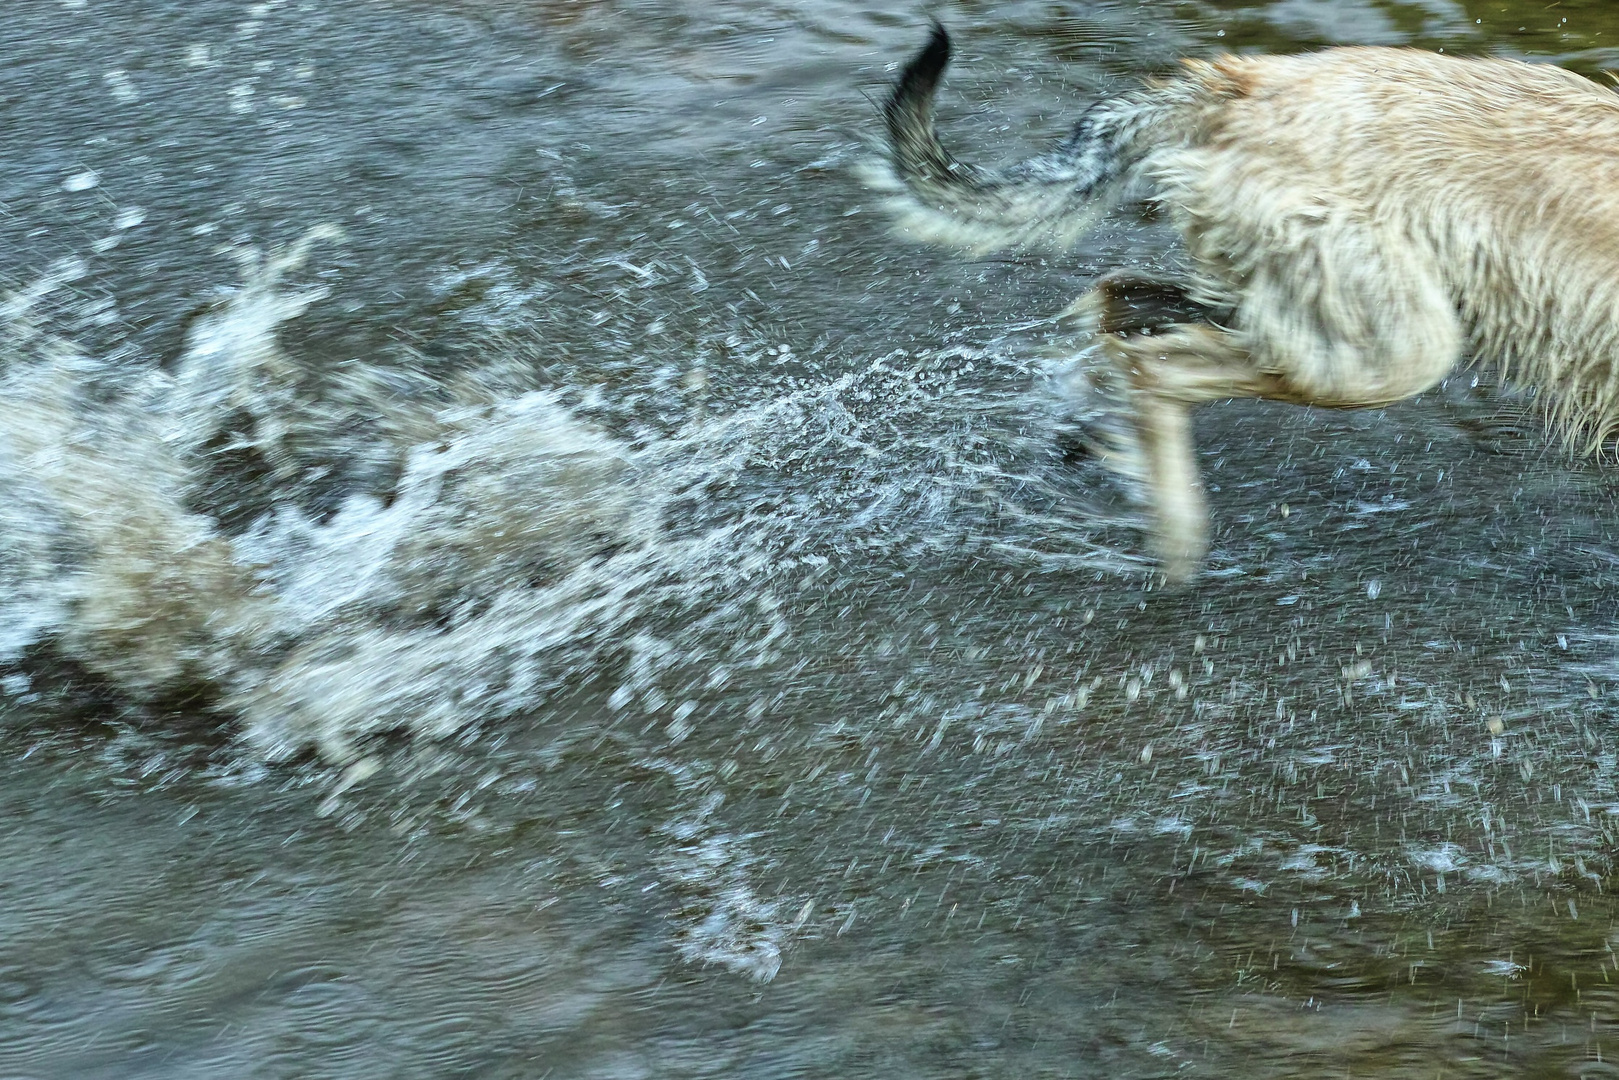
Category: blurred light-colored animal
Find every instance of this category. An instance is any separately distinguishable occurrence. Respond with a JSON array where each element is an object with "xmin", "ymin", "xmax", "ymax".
[{"xmin": 870, "ymin": 24, "xmax": 1619, "ymax": 582}]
